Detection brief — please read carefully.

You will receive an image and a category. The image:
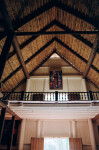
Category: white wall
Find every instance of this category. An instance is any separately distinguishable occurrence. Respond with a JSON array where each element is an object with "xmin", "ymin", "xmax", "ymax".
[
  {"xmin": 23, "ymin": 119, "xmax": 91, "ymax": 145},
  {"xmin": 25, "ymin": 76, "xmax": 87, "ymax": 92}
]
